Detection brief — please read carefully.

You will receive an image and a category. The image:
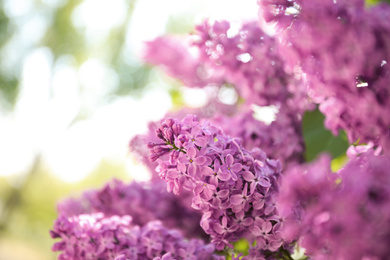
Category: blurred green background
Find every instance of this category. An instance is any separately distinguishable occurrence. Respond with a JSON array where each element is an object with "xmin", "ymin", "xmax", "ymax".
[{"xmin": 0, "ymin": 0, "xmax": 258, "ymax": 259}]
